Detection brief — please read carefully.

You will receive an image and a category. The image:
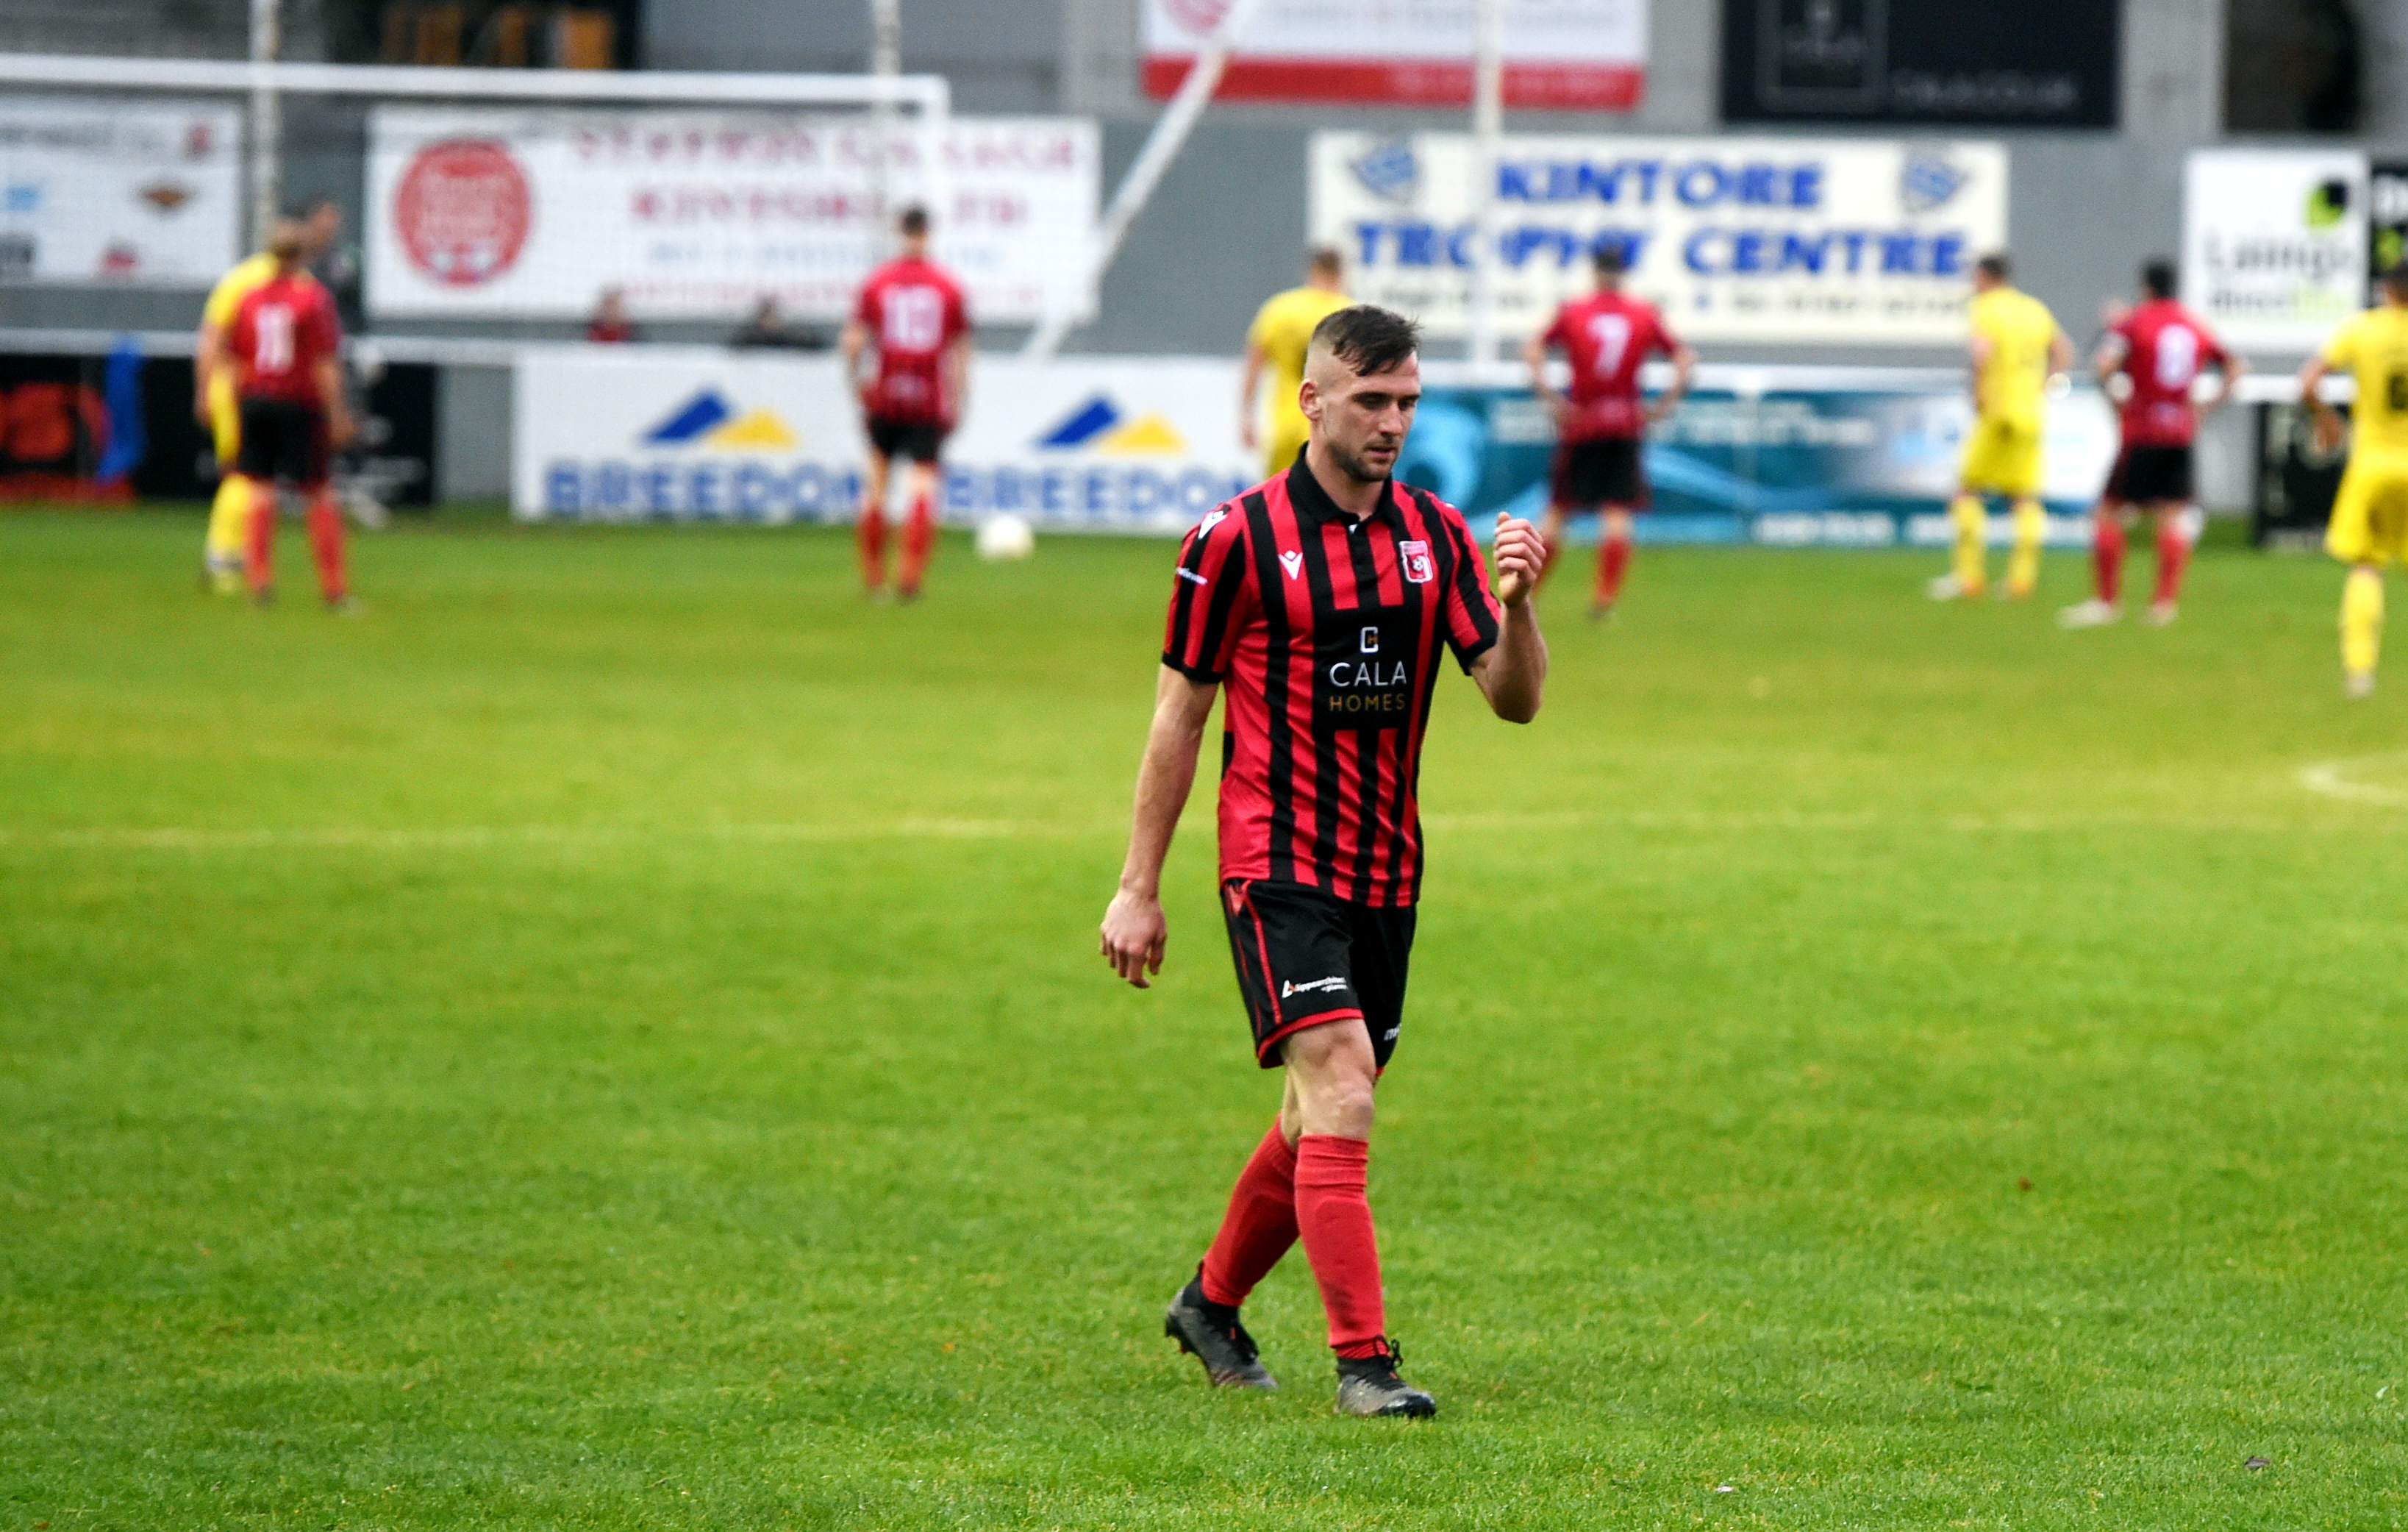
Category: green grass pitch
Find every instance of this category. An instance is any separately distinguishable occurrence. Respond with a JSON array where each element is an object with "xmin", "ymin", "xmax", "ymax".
[{"xmin": 4, "ymin": 507, "xmax": 2406, "ymax": 1528}]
